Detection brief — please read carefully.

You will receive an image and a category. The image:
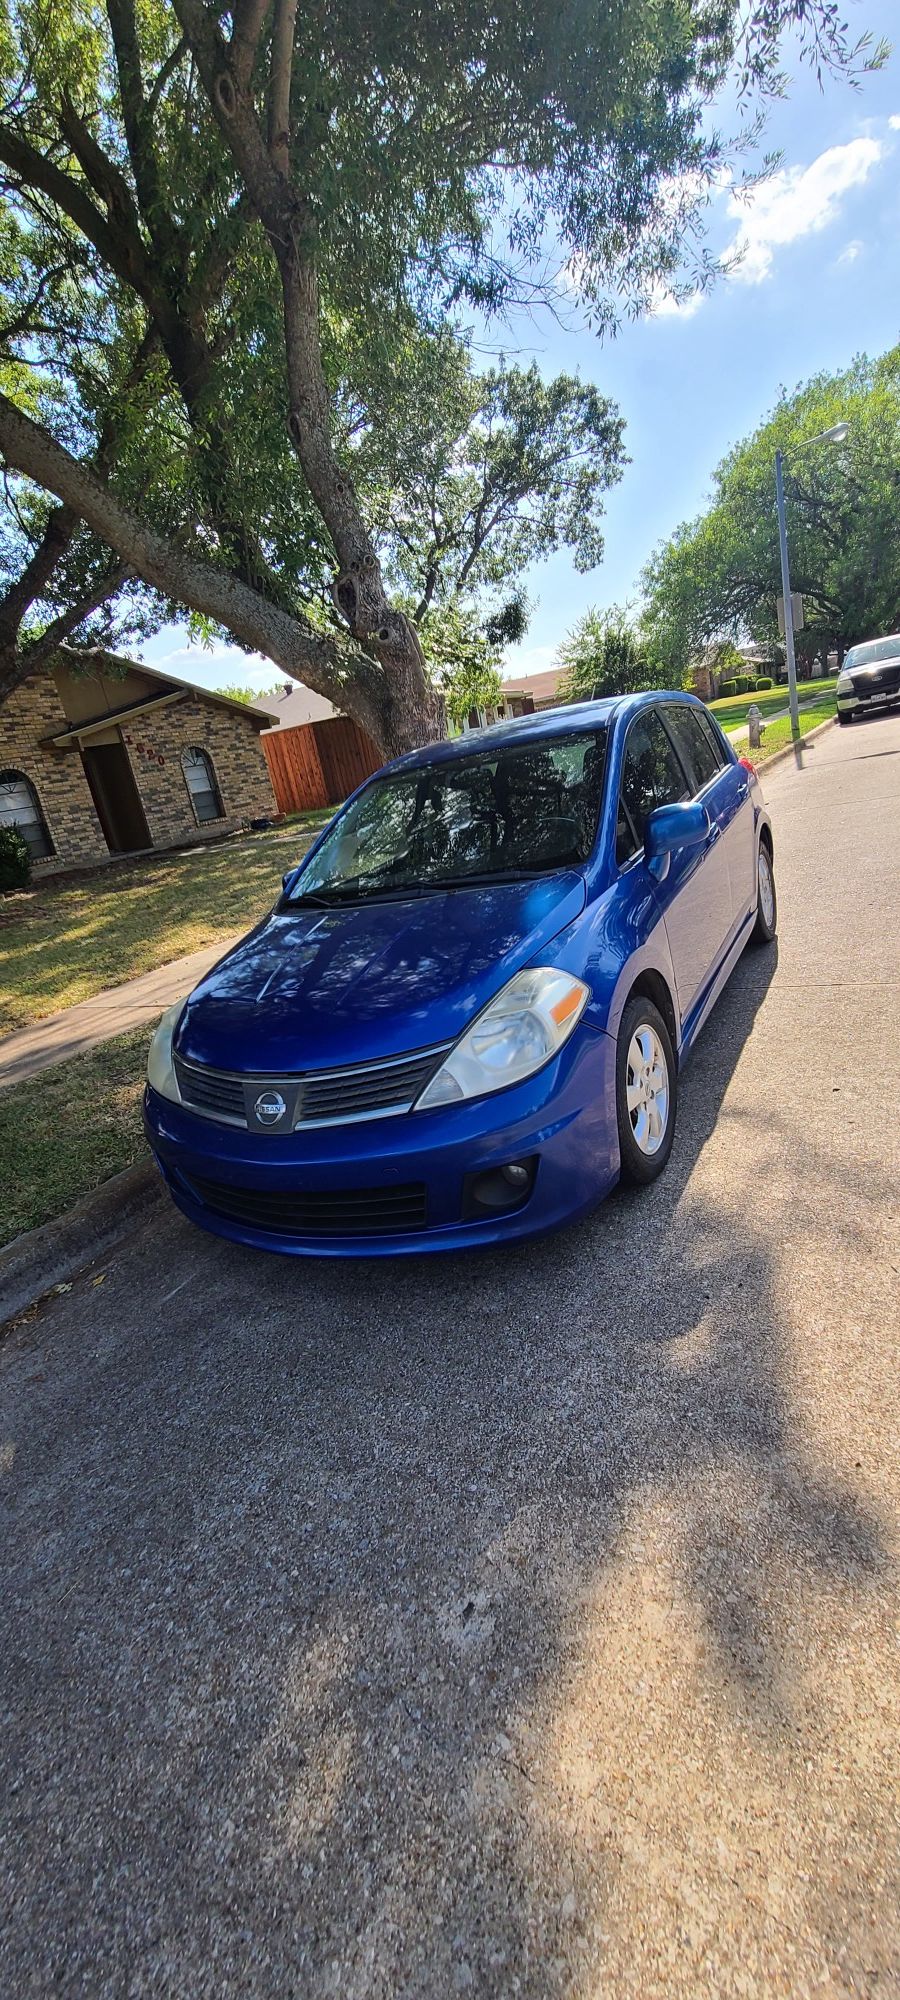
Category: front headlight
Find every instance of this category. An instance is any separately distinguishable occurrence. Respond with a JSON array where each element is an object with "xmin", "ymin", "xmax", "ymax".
[
  {"xmin": 836, "ymin": 675, "xmax": 854, "ymax": 694},
  {"xmin": 147, "ymin": 1001, "xmax": 184, "ymax": 1104},
  {"xmin": 415, "ymin": 967, "xmax": 589, "ymax": 1110}
]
